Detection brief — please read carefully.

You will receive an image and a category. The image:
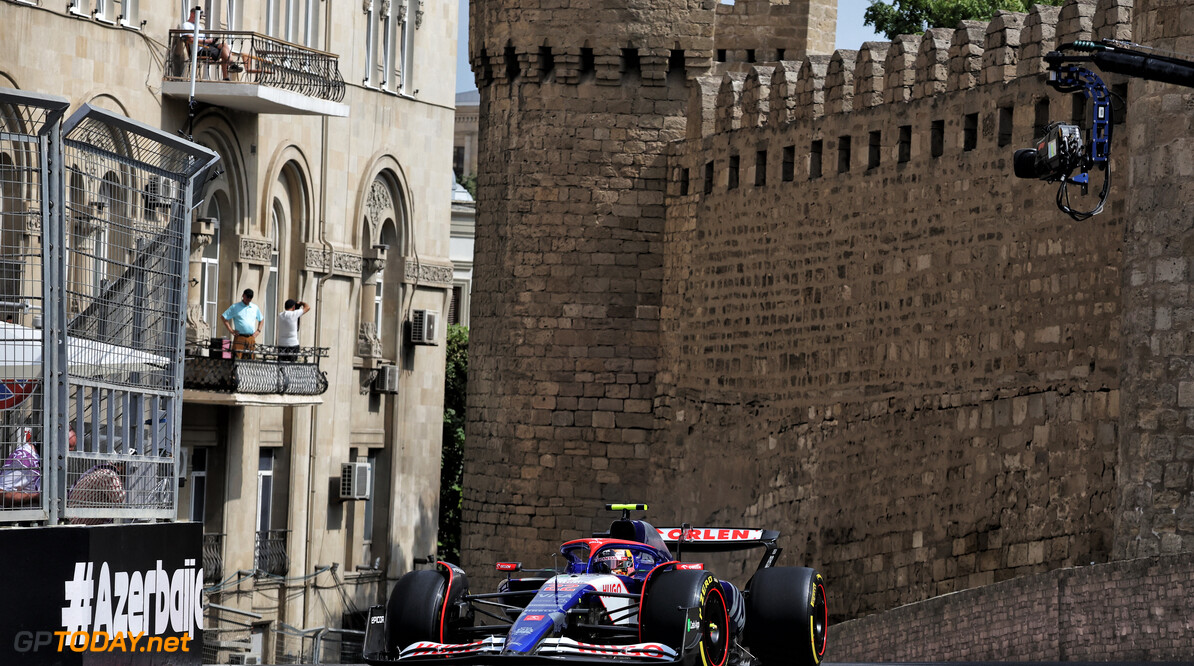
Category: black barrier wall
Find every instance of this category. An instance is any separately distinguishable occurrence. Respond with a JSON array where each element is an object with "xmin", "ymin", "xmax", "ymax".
[{"xmin": 0, "ymin": 522, "xmax": 203, "ymax": 665}]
